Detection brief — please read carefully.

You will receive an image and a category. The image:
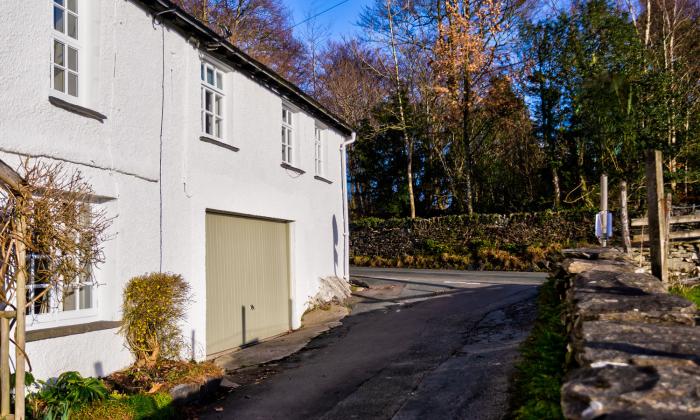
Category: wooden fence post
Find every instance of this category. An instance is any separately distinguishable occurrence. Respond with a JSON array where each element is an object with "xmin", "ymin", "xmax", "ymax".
[
  {"xmin": 646, "ymin": 150, "xmax": 668, "ymax": 282},
  {"xmin": 15, "ymin": 216, "xmax": 27, "ymax": 420},
  {"xmin": 620, "ymin": 181, "xmax": 632, "ymax": 254},
  {"xmin": 0, "ymin": 316, "xmax": 9, "ymax": 416},
  {"xmin": 0, "ymin": 159, "xmax": 27, "ymax": 420}
]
